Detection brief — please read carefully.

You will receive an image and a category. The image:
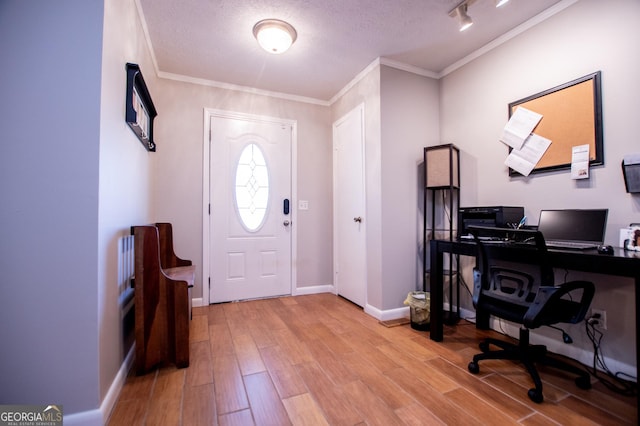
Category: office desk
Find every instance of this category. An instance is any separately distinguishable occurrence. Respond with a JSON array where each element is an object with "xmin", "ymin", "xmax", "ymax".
[{"xmin": 429, "ymin": 239, "xmax": 640, "ymax": 414}]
